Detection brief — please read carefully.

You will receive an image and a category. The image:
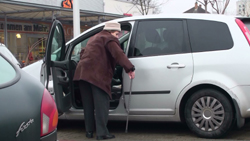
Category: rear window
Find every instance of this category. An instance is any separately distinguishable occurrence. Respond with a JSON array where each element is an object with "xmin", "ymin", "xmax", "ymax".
[
  {"xmin": 244, "ymin": 22, "xmax": 250, "ymax": 30},
  {"xmin": 187, "ymin": 20, "xmax": 233, "ymax": 52},
  {"xmin": 0, "ymin": 46, "xmax": 19, "ymax": 66},
  {"xmin": 239, "ymin": 18, "xmax": 250, "ymax": 30},
  {"xmin": 0, "ymin": 55, "xmax": 16, "ymax": 85}
]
